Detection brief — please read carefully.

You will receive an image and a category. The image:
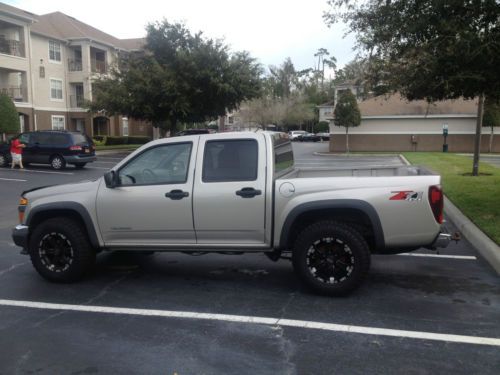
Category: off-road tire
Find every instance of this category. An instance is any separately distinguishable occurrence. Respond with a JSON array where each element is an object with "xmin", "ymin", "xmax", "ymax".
[
  {"xmin": 29, "ymin": 217, "xmax": 95, "ymax": 283},
  {"xmin": 292, "ymin": 221, "xmax": 370, "ymax": 296}
]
